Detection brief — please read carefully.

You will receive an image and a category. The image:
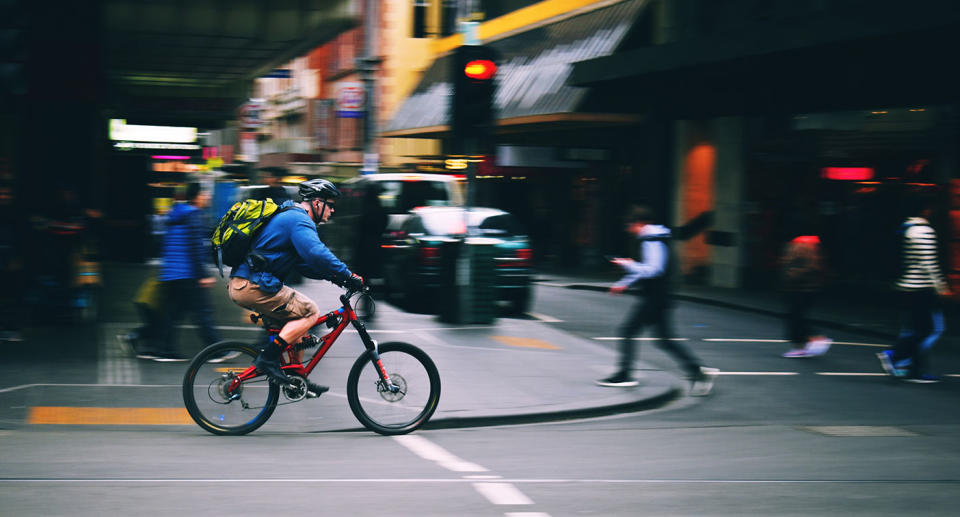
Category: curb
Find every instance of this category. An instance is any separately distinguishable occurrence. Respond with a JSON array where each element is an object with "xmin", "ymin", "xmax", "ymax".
[{"xmin": 325, "ymin": 383, "xmax": 684, "ymax": 433}]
